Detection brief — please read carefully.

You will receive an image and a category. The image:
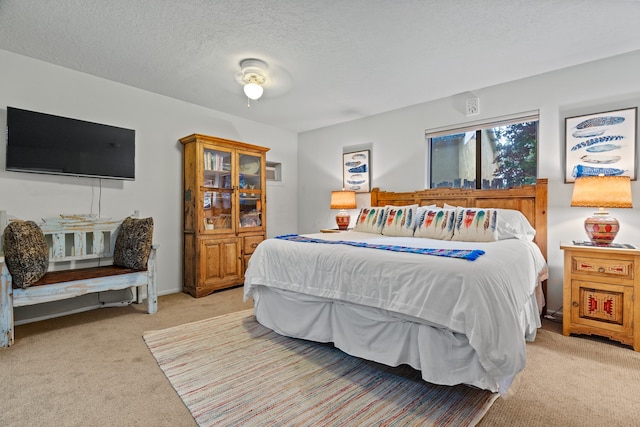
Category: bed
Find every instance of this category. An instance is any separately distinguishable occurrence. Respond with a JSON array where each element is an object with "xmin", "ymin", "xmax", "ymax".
[{"xmin": 244, "ymin": 179, "xmax": 548, "ymax": 395}]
